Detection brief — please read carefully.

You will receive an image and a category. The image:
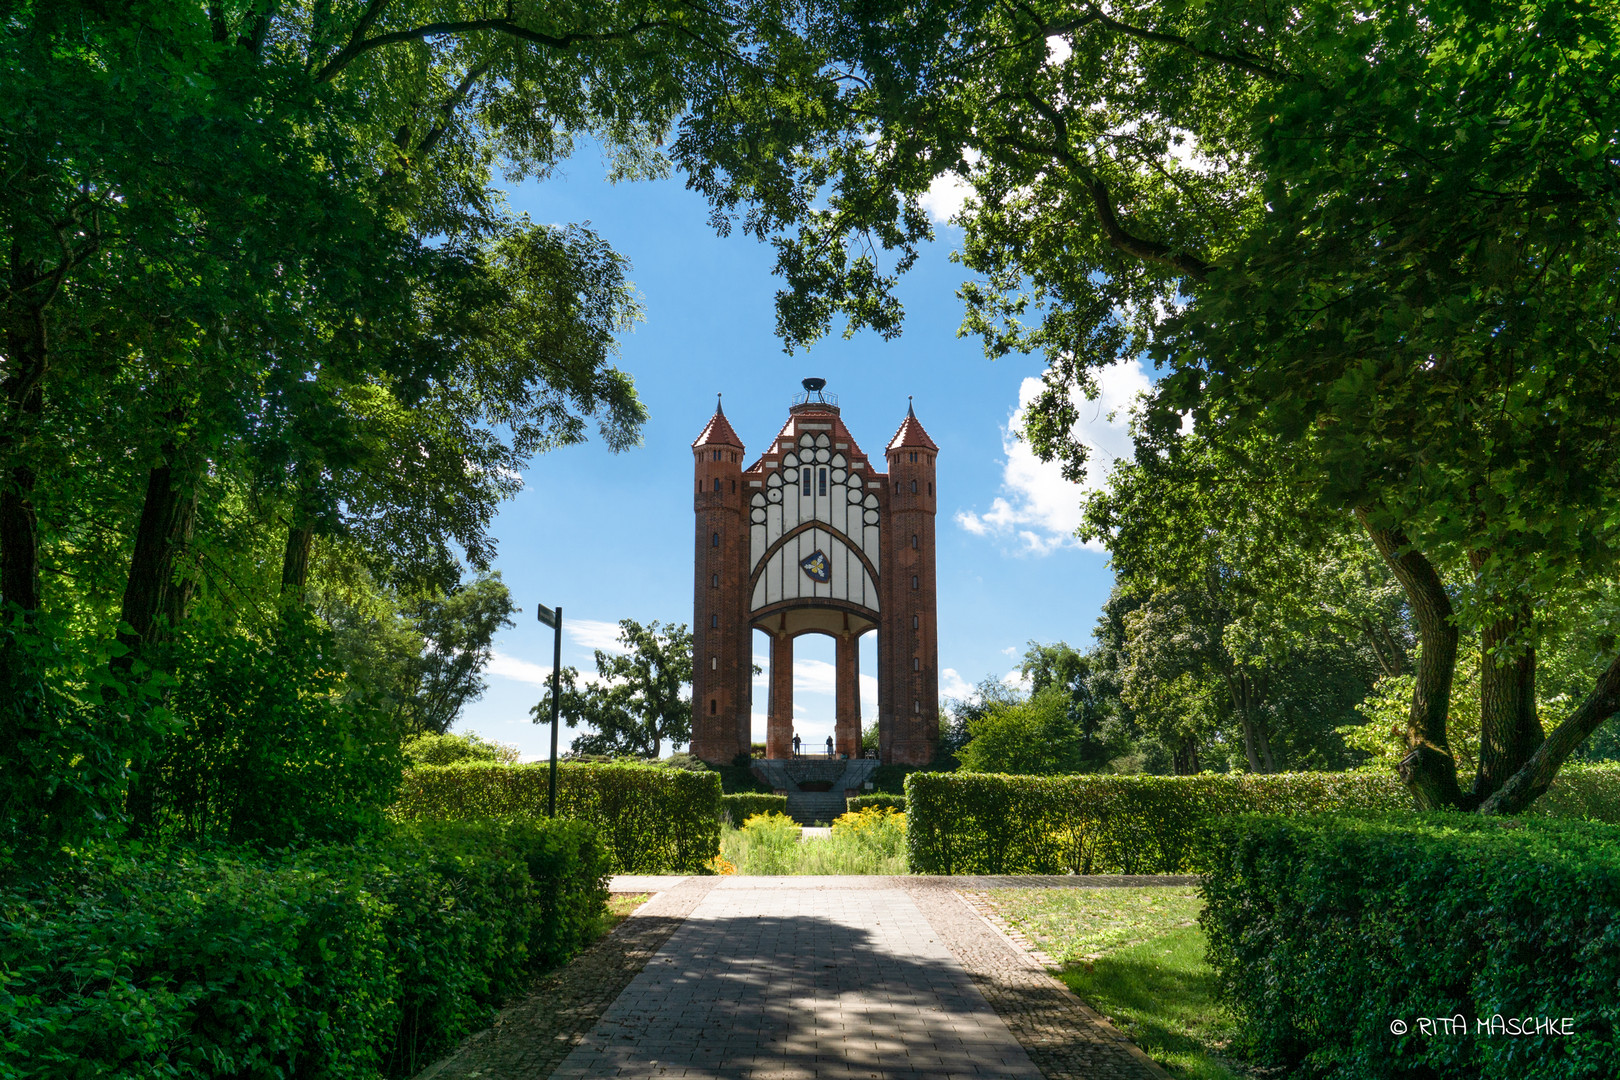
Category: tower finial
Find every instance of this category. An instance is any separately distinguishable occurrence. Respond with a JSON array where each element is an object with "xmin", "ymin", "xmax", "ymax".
[
  {"xmin": 716, "ymin": 392, "xmax": 724, "ymax": 413},
  {"xmin": 908, "ymin": 395, "xmax": 915, "ymax": 418}
]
